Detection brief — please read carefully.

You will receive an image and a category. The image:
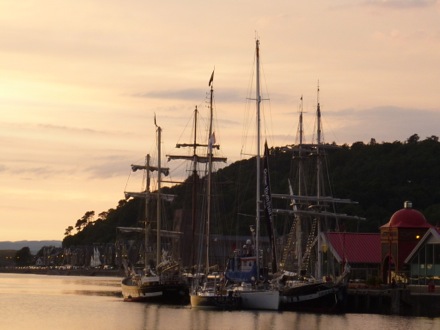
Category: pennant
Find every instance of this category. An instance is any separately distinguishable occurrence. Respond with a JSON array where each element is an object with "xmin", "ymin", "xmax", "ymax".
[{"xmin": 208, "ymin": 69, "xmax": 215, "ymax": 86}]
